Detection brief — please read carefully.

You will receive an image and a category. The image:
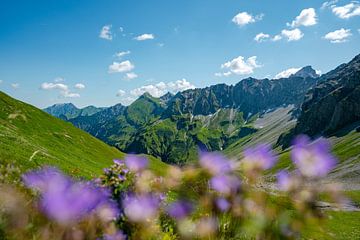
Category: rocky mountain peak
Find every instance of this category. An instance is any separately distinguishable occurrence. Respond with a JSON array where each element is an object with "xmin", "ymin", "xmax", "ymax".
[{"xmin": 292, "ymin": 66, "xmax": 319, "ymax": 79}]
